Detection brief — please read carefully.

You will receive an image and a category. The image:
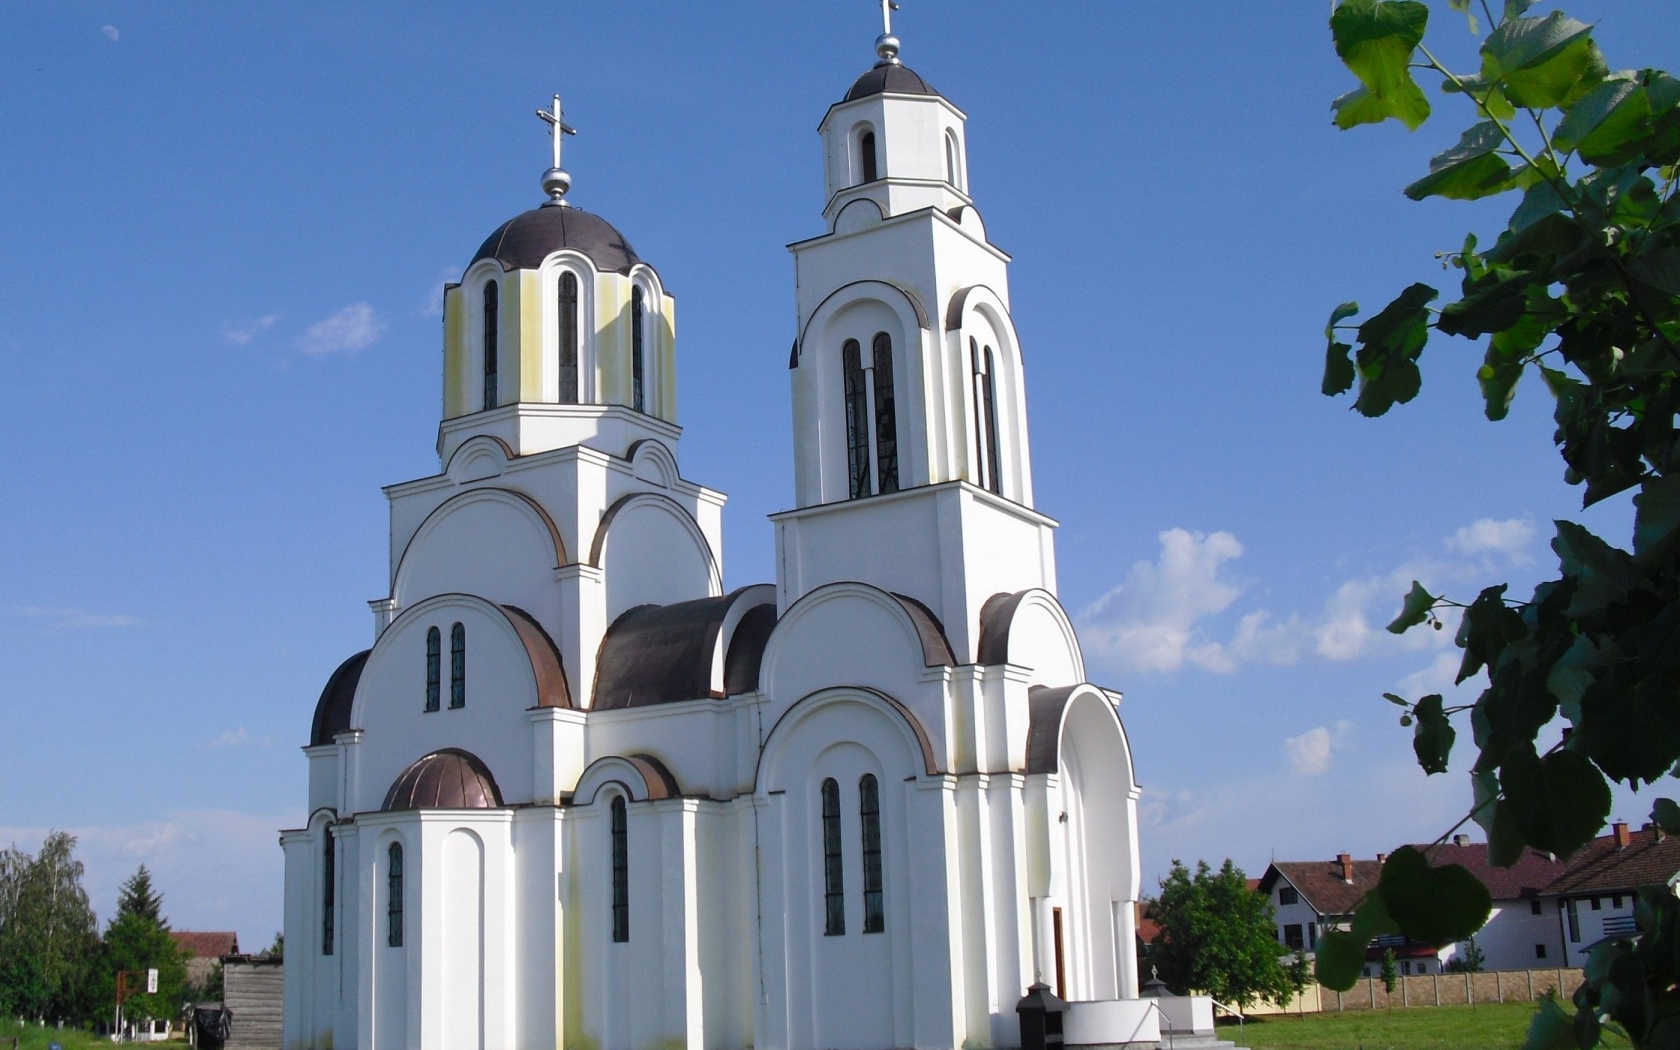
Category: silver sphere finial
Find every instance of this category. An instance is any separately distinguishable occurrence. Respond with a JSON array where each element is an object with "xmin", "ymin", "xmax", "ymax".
[
  {"xmin": 541, "ymin": 166, "xmax": 572, "ymax": 206},
  {"xmin": 874, "ymin": 32, "xmax": 900, "ymax": 66}
]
